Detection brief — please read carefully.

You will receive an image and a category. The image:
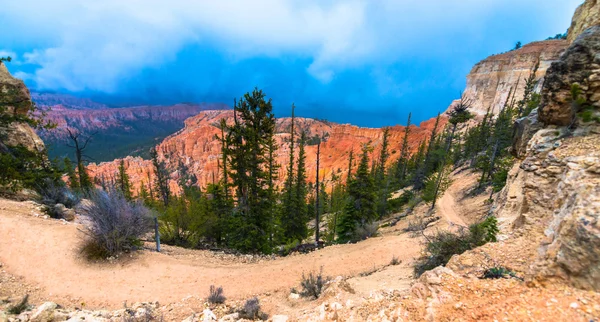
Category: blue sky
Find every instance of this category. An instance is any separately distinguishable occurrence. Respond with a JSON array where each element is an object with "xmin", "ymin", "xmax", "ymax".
[{"xmin": 1, "ymin": 0, "xmax": 581, "ymax": 127}]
